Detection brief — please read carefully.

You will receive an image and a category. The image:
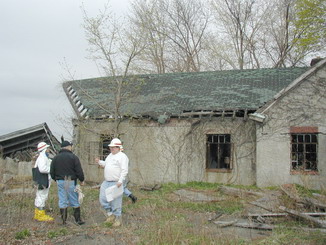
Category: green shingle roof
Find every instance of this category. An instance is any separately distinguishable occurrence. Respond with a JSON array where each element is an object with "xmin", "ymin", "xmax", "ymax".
[{"xmin": 64, "ymin": 67, "xmax": 309, "ymax": 119}]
